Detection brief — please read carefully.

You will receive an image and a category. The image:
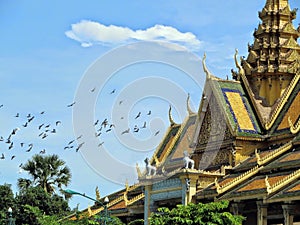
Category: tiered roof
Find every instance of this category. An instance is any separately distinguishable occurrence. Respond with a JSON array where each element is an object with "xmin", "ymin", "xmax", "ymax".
[
  {"xmin": 234, "ymin": 0, "xmax": 300, "ymax": 132},
  {"xmin": 197, "ymin": 134, "xmax": 300, "ymax": 202}
]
